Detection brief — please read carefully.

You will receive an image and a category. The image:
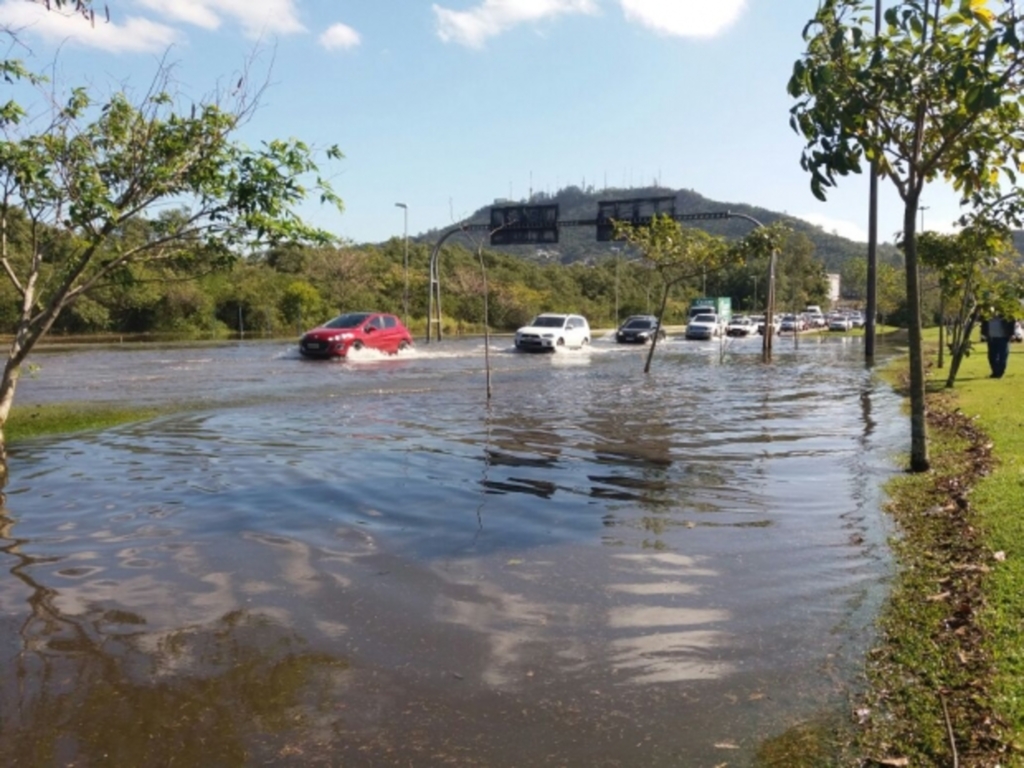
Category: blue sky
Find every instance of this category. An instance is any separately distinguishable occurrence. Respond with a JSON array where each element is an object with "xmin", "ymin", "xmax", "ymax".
[{"xmin": 2, "ymin": 0, "xmax": 964, "ymax": 246}]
